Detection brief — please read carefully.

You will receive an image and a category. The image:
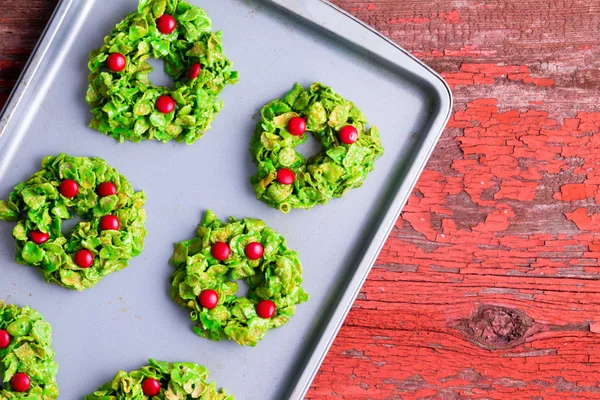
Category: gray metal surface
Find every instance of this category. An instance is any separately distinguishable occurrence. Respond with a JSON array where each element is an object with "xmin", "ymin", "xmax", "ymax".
[{"xmin": 0, "ymin": 0, "xmax": 451, "ymax": 398}]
